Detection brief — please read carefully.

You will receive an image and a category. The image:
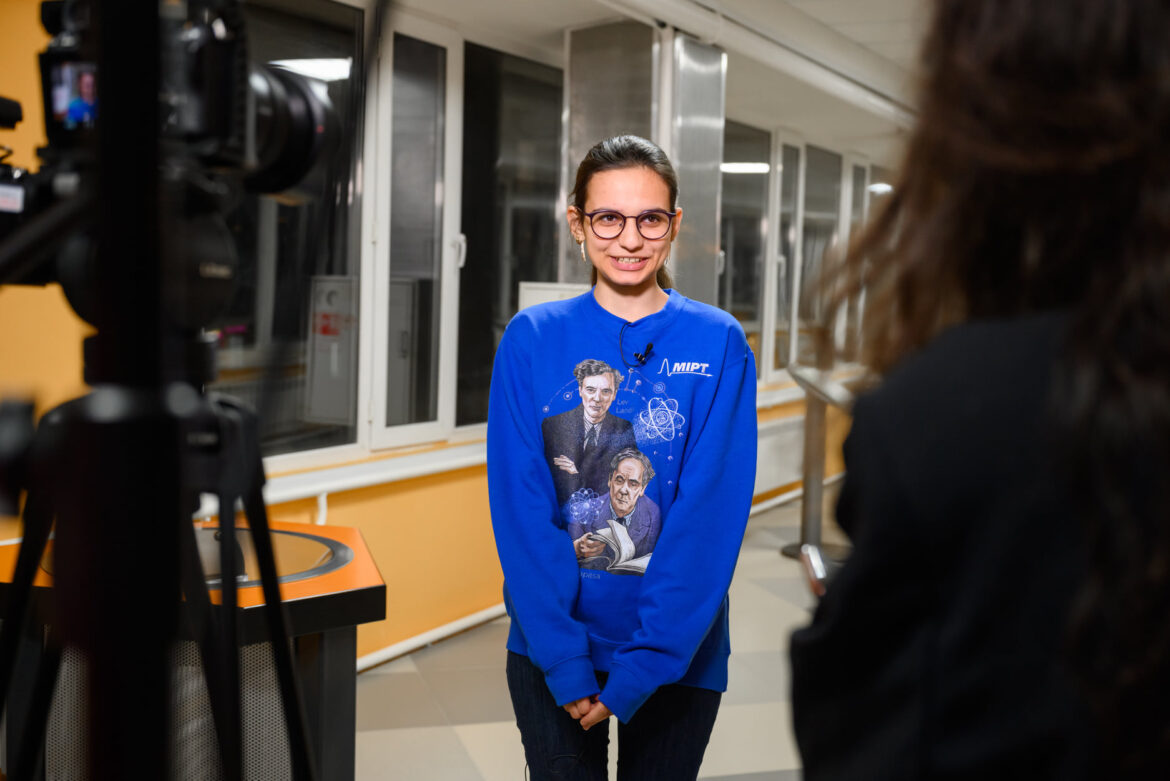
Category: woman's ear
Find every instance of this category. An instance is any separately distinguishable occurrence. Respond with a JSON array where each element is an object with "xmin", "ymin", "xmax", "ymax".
[
  {"xmin": 567, "ymin": 206, "xmax": 585, "ymax": 243},
  {"xmin": 671, "ymin": 207, "xmax": 683, "ymax": 241}
]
